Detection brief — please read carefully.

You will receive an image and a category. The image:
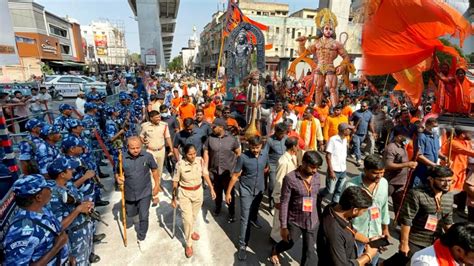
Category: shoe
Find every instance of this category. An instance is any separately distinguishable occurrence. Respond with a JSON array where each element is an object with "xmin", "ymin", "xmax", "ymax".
[
  {"xmin": 350, "ymin": 154, "xmax": 356, "ymax": 160},
  {"xmin": 99, "ymin": 161, "xmax": 108, "ymax": 166},
  {"xmin": 99, "ymin": 172, "xmax": 110, "ymax": 178},
  {"xmin": 89, "ymin": 253, "xmax": 100, "ymax": 263},
  {"xmin": 355, "ymin": 160, "xmax": 362, "ymax": 167},
  {"xmin": 93, "ymin": 233, "xmax": 106, "ymax": 243},
  {"xmin": 95, "ymin": 200, "xmax": 109, "ymax": 207},
  {"xmin": 250, "ymin": 220, "xmax": 263, "ymax": 229},
  {"xmin": 185, "ymin": 246, "xmax": 193, "ymax": 258},
  {"xmin": 238, "ymin": 246, "xmax": 247, "ymax": 261},
  {"xmin": 137, "ymin": 239, "xmax": 147, "ymax": 251},
  {"xmin": 227, "ymin": 215, "xmax": 236, "ymax": 223},
  {"xmin": 191, "ymin": 232, "xmax": 200, "ymax": 241}
]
